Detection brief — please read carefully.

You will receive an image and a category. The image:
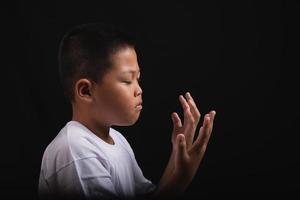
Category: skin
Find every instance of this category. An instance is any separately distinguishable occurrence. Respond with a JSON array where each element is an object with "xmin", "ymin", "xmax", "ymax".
[
  {"xmin": 157, "ymin": 94, "xmax": 216, "ymax": 196},
  {"xmin": 72, "ymin": 47, "xmax": 142, "ymax": 144},
  {"xmin": 71, "ymin": 47, "xmax": 216, "ymax": 196}
]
